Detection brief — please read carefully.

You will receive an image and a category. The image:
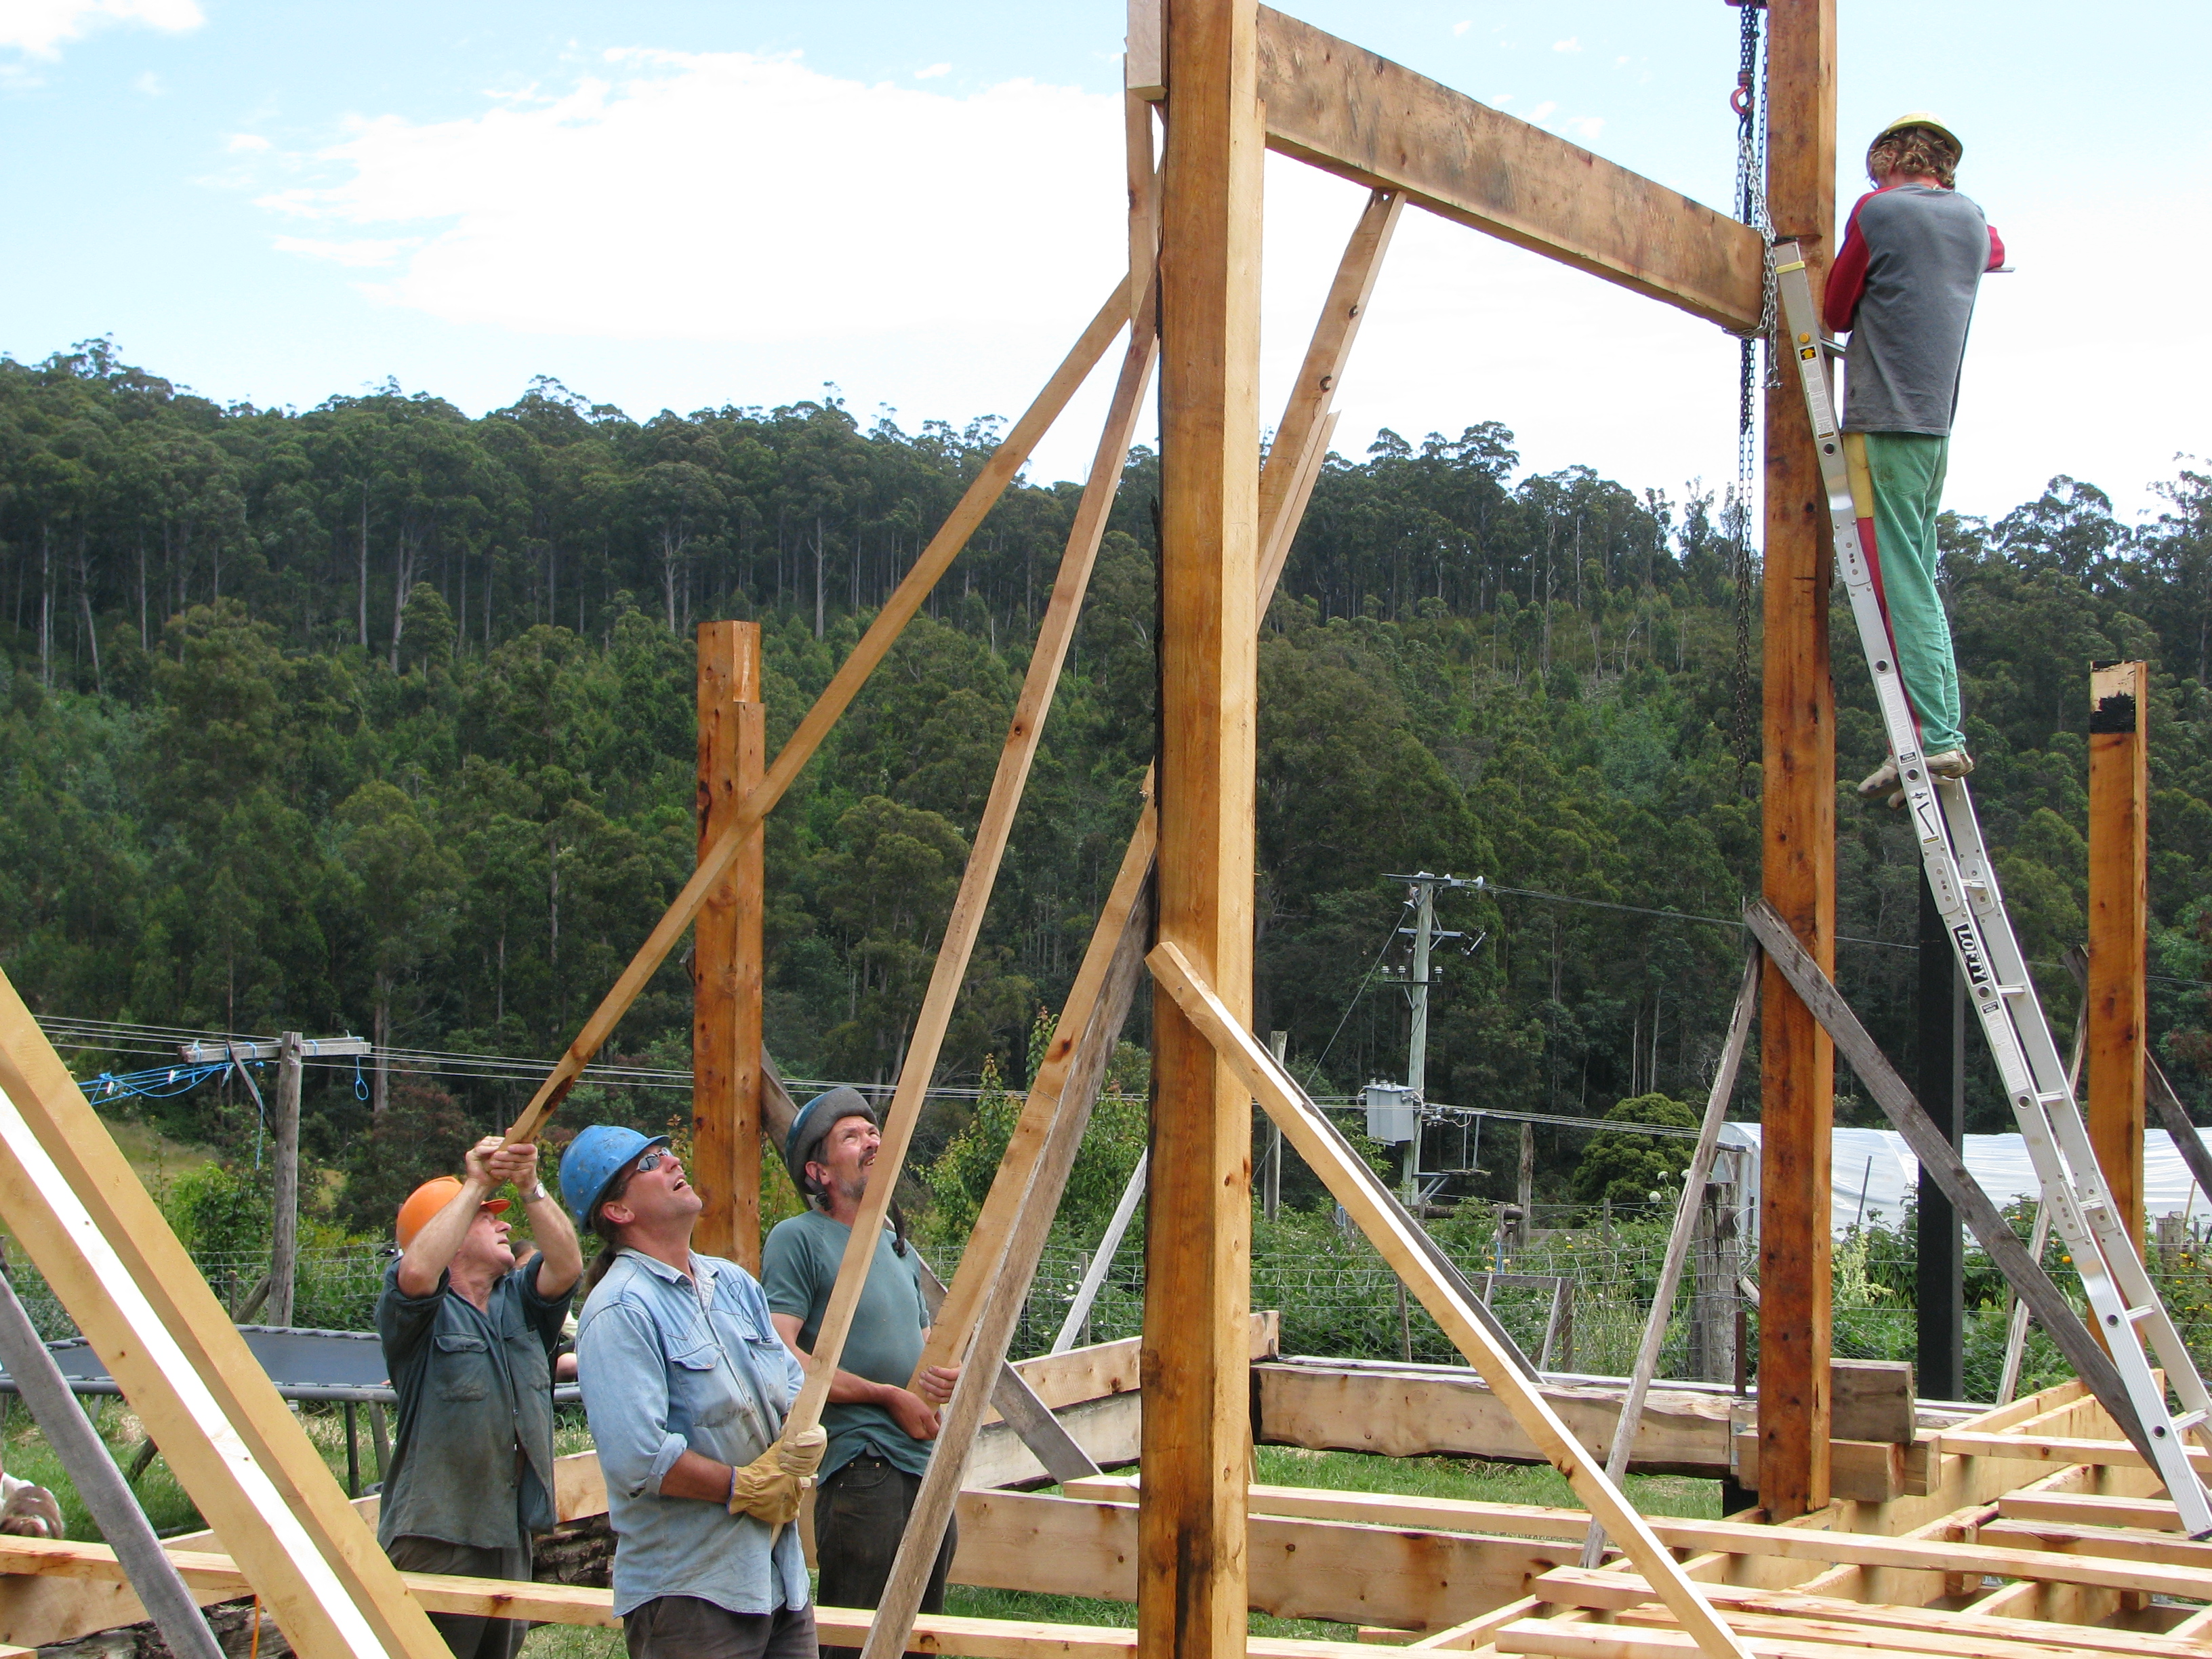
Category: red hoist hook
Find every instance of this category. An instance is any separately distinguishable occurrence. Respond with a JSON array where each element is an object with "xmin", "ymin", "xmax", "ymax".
[{"xmin": 1724, "ymin": 0, "xmax": 1765, "ymax": 117}]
